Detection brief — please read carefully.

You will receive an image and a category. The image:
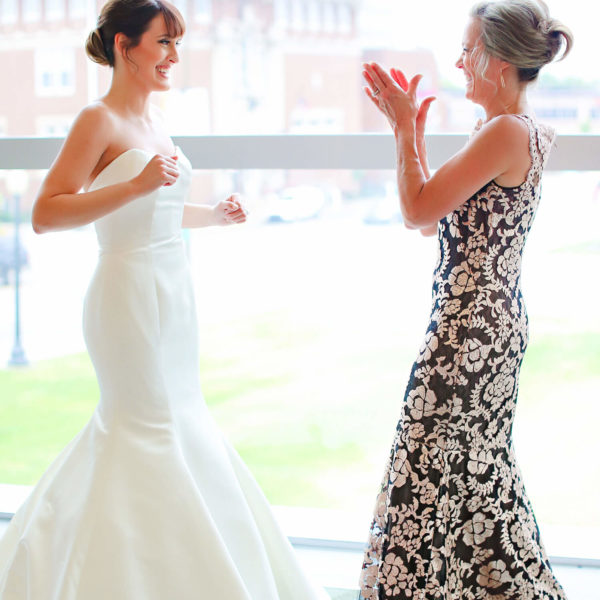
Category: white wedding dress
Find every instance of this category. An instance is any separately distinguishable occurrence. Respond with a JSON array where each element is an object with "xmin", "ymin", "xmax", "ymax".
[{"xmin": 0, "ymin": 148, "xmax": 327, "ymax": 600}]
